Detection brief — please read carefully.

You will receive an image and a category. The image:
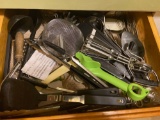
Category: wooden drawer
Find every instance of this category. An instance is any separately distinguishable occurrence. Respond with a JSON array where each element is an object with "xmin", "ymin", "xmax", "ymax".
[
  {"xmin": 0, "ymin": 10, "xmax": 9, "ymax": 81},
  {"xmin": 0, "ymin": 10, "xmax": 160, "ymax": 119}
]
